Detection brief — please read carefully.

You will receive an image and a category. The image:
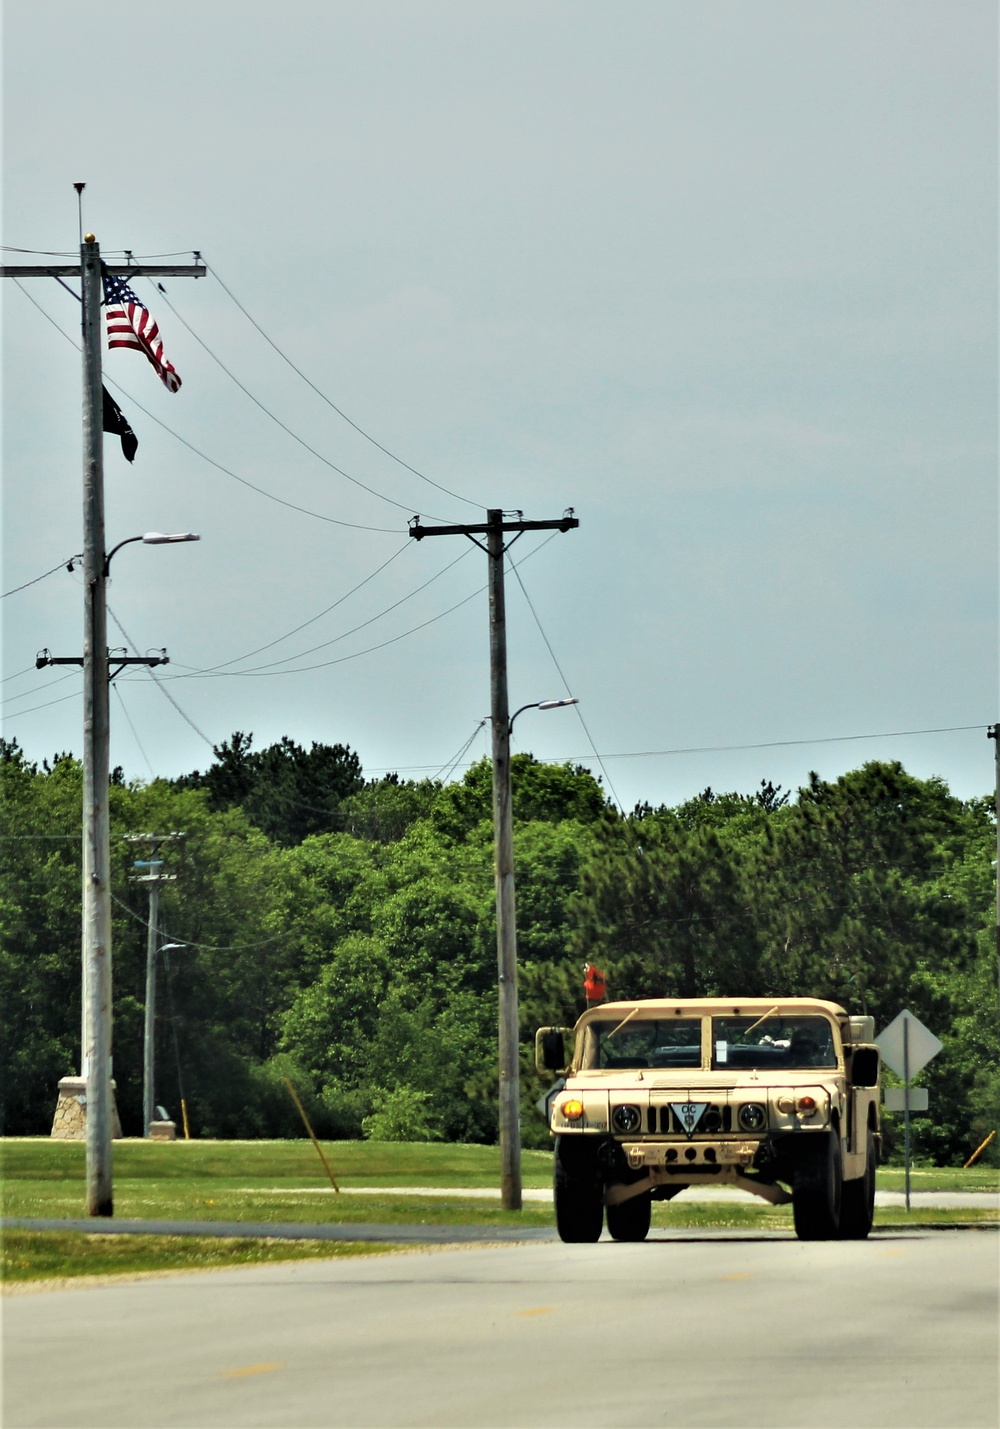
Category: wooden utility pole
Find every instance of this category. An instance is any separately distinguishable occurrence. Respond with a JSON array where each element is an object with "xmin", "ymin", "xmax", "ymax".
[
  {"xmin": 3, "ymin": 231, "xmax": 204, "ymax": 1215},
  {"xmin": 409, "ymin": 508, "xmax": 578, "ymax": 1210},
  {"xmin": 127, "ymin": 833, "xmax": 184, "ymax": 1136}
]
